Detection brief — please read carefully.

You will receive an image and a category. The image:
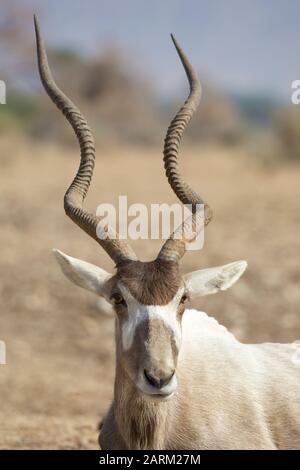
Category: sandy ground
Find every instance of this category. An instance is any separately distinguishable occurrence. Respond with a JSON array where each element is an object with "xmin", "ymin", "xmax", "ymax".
[{"xmin": 1, "ymin": 137, "xmax": 300, "ymax": 449}]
